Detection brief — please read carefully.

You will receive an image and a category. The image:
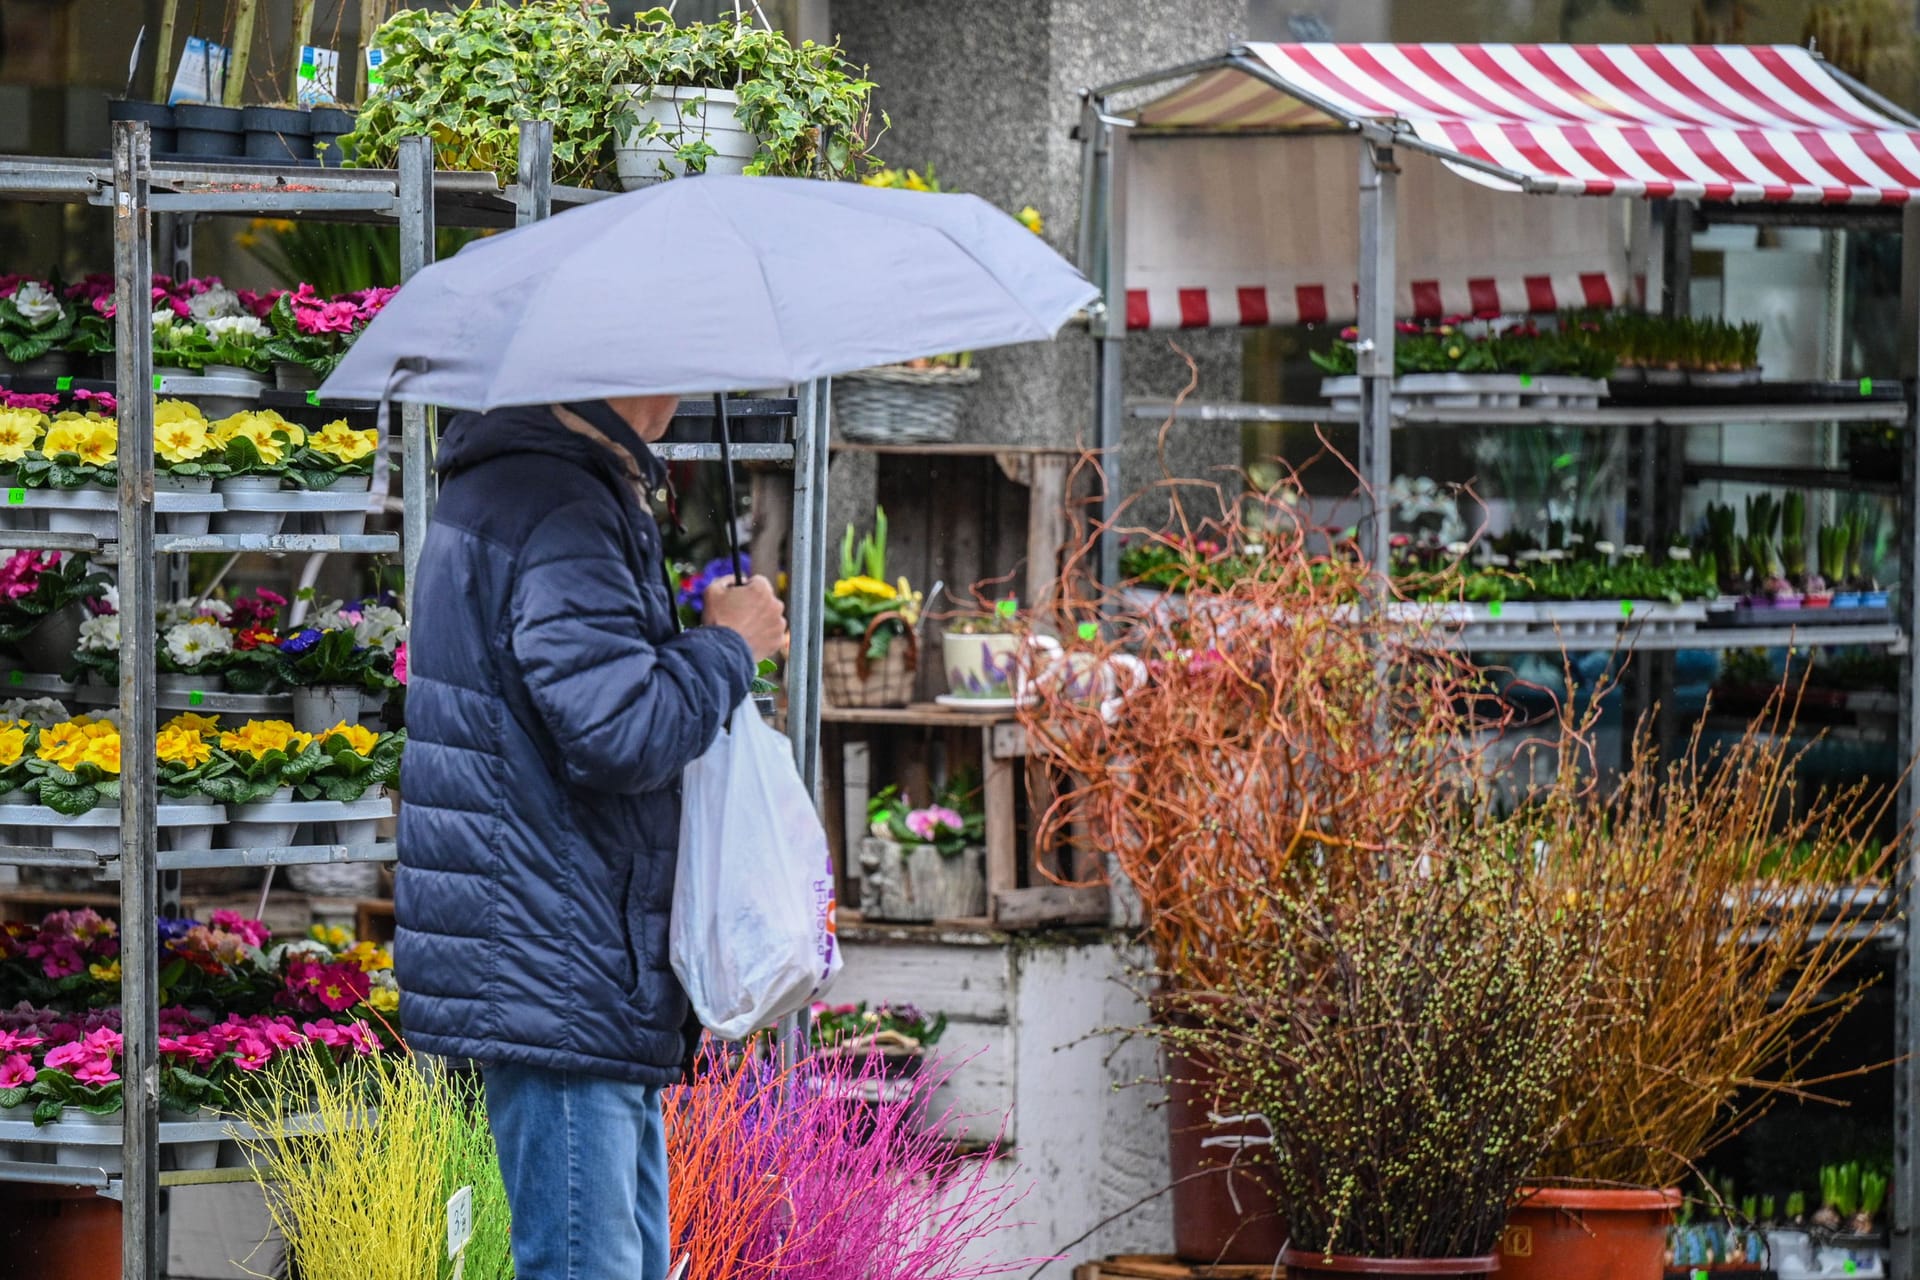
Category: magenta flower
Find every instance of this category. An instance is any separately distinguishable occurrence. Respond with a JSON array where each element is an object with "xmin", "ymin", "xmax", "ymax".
[
  {"xmin": 393, "ymin": 641, "xmax": 408, "ymax": 686},
  {"xmin": 0, "ymin": 1053, "xmax": 35, "ymax": 1088},
  {"xmin": 344, "ymin": 1021, "xmax": 379, "ymax": 1056},
  {"xmin": 231, "ymin": 1035, "xmax": 273, "ymax": 1071},
  {"xmin": 903, "ymin": 806, "xmax": 965, "ymax": 842},
  {"xmin": 0, "ymin": 1029, "xmax": 44, "ymax": 1053},
  {"xmin": 0, "ymin": 391, "xmax": 58, "ymax": 412},
  {"xmin": 207, "ymin": 909, "xmax": 269, "ymax": 949},
  {"xmin": 42, "ymin": 1041, "xmax": 90, "ymax": 1071},
  {"xmin": 303, "ymin": 1020, "xmax": 352, "ymax": 1051},
  {"xmin": 71, "ymin": 389, "xmax": 116, "ymax": 415}
]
